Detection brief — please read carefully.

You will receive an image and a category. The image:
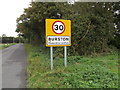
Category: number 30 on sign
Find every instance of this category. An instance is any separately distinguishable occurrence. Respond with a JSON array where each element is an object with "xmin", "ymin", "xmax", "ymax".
[
  {"xmin": 46, "ymin": 19, "xmax": 71, "ymax": 47},
  {"xmin": 52, "ymin": 21, "xmax": 65, "ymax": 34}
]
